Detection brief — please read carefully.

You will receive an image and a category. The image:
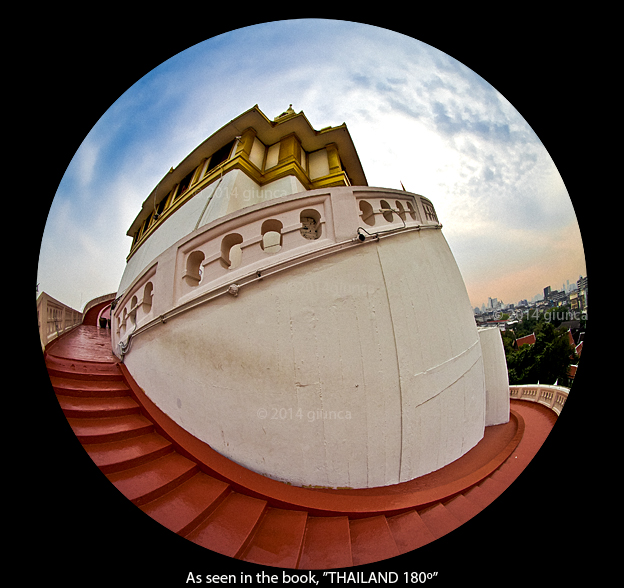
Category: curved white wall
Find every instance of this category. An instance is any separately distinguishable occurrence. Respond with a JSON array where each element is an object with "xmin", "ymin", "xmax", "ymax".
[
  {"xmin": 478, "ymin": 327, "xmax": 510, "ymax": 426},
  {"xmin": 123, "ymin": 226, "xmax": 486, "ymax": 488}
]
